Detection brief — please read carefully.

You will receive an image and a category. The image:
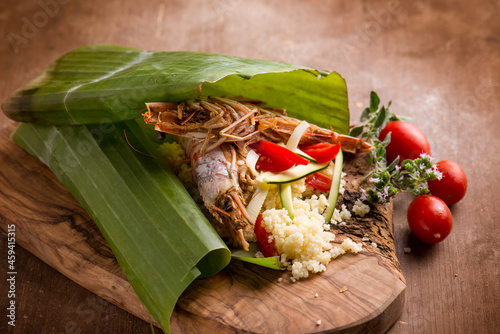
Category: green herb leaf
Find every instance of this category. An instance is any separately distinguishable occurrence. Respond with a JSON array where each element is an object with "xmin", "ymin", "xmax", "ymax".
[
  {"xmin": 360, "ymin": 107, "xmax": 371, "ymax": 122},
  {"xmin": 374, "ymin": 106, "xmax": 387, "ymax": 129},
  {"xmin": 380, "ymin": 131, "xmax": 392, "ymax": 147},
  {"xmin": 370, "ymin": 91, "xmax": 380, "ymax": 112},
  {"xmin": 349, "ymin": 125, "xmax": 364, "ymax": 137},
  {"xmin": 377, "ymin": 147, "xmax": 386, "ymax": 158},
  {"xmin": 386, "ymin": 156, "xmax": 400, "ymax": 171}
]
